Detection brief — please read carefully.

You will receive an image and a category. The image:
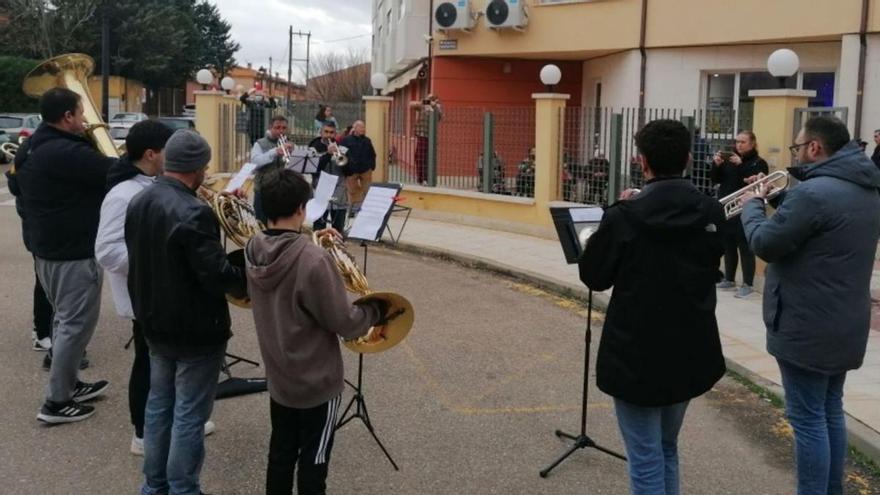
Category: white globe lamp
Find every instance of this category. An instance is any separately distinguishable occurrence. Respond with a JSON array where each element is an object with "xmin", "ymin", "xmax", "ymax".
[
  {"xmin": 540, "ymin": 64, "xmax": 562, "ymax": 92},
  {"xmin": 767, "ymin": 49, "xmax": 799, "ymax": 88},
  {"xmin": 370, "ymin": 72, "xmax": 388, "ymax": 96},
  {"xmin": 220, "ymin": 76, "xmax": 235, "ymax": 94},
  {"xmin": 196, "ymin": 68, "xmax": 214, "ymax": 90}
]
